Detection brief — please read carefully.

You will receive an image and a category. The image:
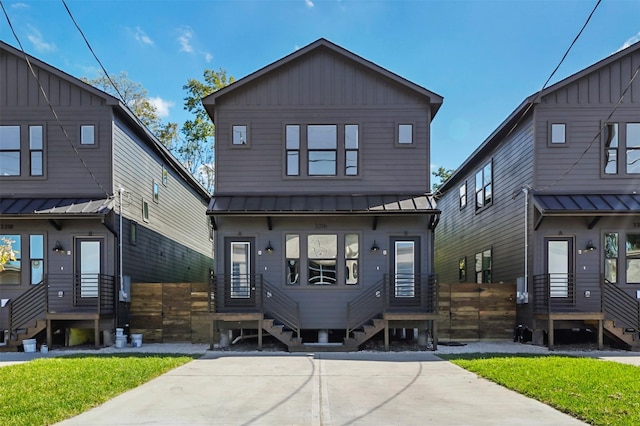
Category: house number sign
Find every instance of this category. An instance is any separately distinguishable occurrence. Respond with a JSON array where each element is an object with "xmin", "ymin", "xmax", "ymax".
[
  {"xmin": 315, "ymin": 224, "xmax": 327, "ymax": 230},
  {"xmin": 0, "ymin": 224, "xmax": 14, "ymax": 230}
]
